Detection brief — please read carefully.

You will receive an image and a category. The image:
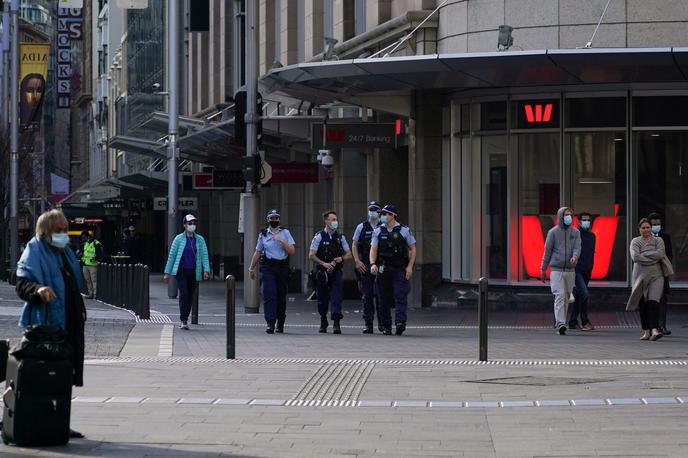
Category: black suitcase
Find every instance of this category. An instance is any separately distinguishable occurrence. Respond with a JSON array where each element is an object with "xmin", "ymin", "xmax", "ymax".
[
  {"xmin": 1, "ymin": 355, "xmax": 73, "ymax": 446},
  {"xmin": 0, "ymin": 340, "xmax": 8, "ymax": 383}
]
